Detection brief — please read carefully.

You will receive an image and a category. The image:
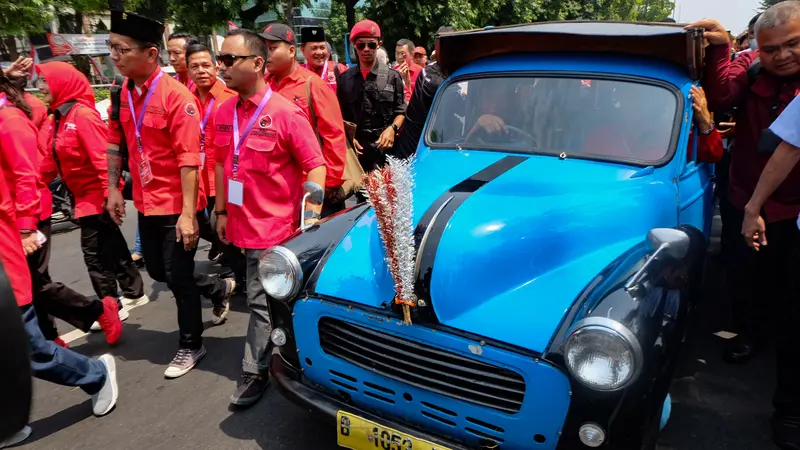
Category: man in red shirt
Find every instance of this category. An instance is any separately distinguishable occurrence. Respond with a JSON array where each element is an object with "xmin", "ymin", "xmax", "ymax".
[
  {"xmin": 262, "ymin": 23, "xmax": 347, "ymax": 215},
  {"xmin": 168, "ymin": 32, "xmax": 199, "ymax": 90},
  {"xmin": 394, "ymin": 38, "xmax": 423, "ymax": 103},
  {"xmin": 186, "ymin": 42, "xmax": 242, "ymax": 323},
  {"xmin": 105, "ymin": 11, "xmax": 232, "ymax": 378},
  {"xmin": 300, "ymin": 26, "xmax": 348, "ymax": 93},
  {"xmin": 214, "ymin": 29, "xmax": 325, "ymax": 407},
  {"xmin": 689, "ymin": 5, "xmax": 800, "ymax": 447}
]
